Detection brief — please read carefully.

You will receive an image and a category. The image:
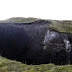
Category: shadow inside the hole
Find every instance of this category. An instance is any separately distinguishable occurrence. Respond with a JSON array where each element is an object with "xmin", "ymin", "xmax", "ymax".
[{"xmin": 1, "ymin": 53, "xmax": 72, "ymax": 65}]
